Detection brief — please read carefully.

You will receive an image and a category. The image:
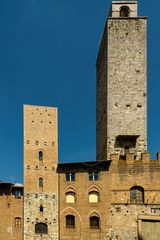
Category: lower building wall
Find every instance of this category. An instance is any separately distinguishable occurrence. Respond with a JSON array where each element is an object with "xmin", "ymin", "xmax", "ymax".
[
  {"xmin": 24, "ymin": 192, "xmax": 58, "ymax": 240},
  {"xmin": 109, "ymin": 204, "xmax": 160, "ymax": 240},
  {"xmin": 0, "ymin": 195, "xmax": 23, "ymax": 240}
]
